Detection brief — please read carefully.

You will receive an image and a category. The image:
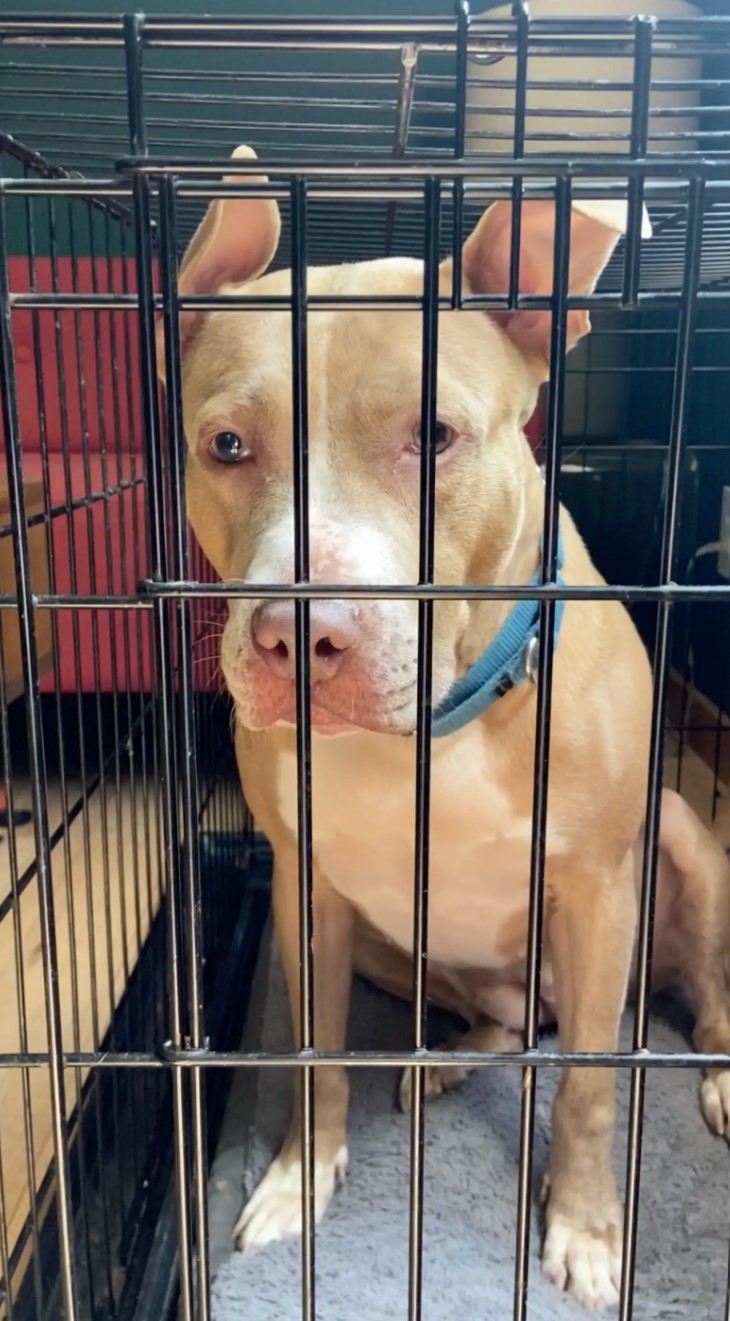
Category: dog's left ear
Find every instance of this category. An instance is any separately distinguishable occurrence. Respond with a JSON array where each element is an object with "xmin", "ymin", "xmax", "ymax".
[
  {"xmin": 462, "ymin": 198, "xmax": 651, "ymax": 379},
  {"xmin": 156, "ymin": 144, "xmax": 280, "ymax": 381}
]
